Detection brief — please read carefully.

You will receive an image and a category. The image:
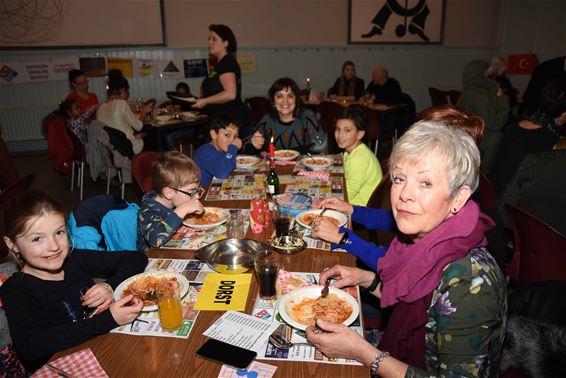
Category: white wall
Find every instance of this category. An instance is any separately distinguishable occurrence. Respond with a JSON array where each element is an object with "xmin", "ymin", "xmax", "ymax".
[{"xmin": 1, "ymin": 0, "xmax": 564, "ymax": 151}]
